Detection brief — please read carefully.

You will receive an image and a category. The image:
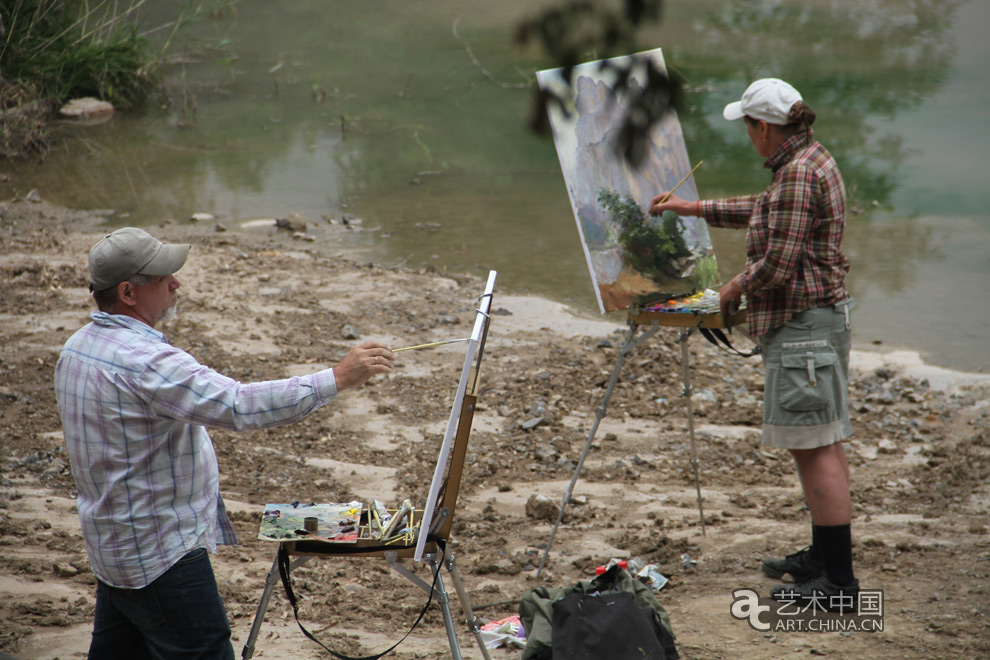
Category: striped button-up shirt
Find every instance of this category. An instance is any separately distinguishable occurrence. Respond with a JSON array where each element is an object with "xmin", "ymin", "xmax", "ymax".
[
  {"xmin": 700, "ymin": 130, "xmax": 850, "ymax": 337},
  {"xmin": 55, "ymin": 311, "xmax": 338, "ymax": 588}
]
